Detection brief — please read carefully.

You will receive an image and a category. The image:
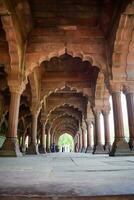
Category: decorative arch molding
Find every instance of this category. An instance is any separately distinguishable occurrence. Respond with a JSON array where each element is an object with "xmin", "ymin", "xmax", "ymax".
[
  {"xmin": 0, "ymin": 1, "xmax": 32, "ymax": 74},
  {"xmin": 56, "ymin": 127, "xmax": 76, "ymax": 136},
  {"xmin": 50, "ymin": 116, "xmax": 78, "ymax": 135},
  {"xmin": 1, "ymin": 6, "xmax": 23, "ymax": 74},
  {"xmin": 45, "ymin": 103, "xmax": 83, "ymax": 125},
  {"xmin": 50, "ymin": 115, "xmax": 79, "ymax": 130},
  {"xmin": 26, "ymin": 47, "xmax": 106, "ymax": 76},
  {"xmin": 54, "ymin": 124, "xmax": 78, "ymax": 137},
  {"xmin": 55, "ymin": 129, "xmax": 75, "ymax": 142},
  {"xmin": 48, "ymin": 112, "xmax": 80, "ymax": 126},
  {"xmin": 112, "ymin": 1, "xmax": 134, "ymax": 81},
  {"xmin": 54, "ymin": 123, "xmax": 78, "ymax": 134},
  {"xmin": 50, "ymin": 113, "xmax": 80, "ymax": 129},
  {"xmin": 43, "ymin": 84, "xmax": 89, "ymax": 100}
]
